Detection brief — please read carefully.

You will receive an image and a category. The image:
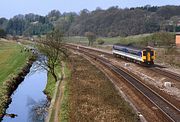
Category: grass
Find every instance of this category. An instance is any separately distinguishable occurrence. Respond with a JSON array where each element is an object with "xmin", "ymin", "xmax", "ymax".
[
  {"xmin": 0, "ymin": 40, "xmax": 30, "ymax": 86},
  {"xmin": 59, "ymin": 63, "xmax": 70, "ymax": 122},
  {"xmin": 65, "ymin": 32, "xmax": 175, "ymax": 47},
  {"xmin": 49, "ymin": 108, "xmax": 55, "ymax": 122},
  {"xmin": 64, "ymin": 36, "xmax": 89, "ymax": 45},
  {"xmin": 44, "ymin": 72, "xmax": 56, "ymax": 99},
  {"xmin": 45, "ymin": 62, "xmax": 70, "ymax": 122},
  {"xmin": 44, "ymin": 64, "xmax": 61, "ymax": 99},
  {"xmin": 44, "ymin": 63, "xmax": 61, "ymax": 122},
  {"xmin": 101, "ymin": 33, "xmax": 151, "ymax": 45},
  {"xmin": 64, "ymin": 34, "xmax": 151, "ymax": 46},
  {"xmin": 155, "ymin": 47, "xmax": 180, "ymax": 66}
]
